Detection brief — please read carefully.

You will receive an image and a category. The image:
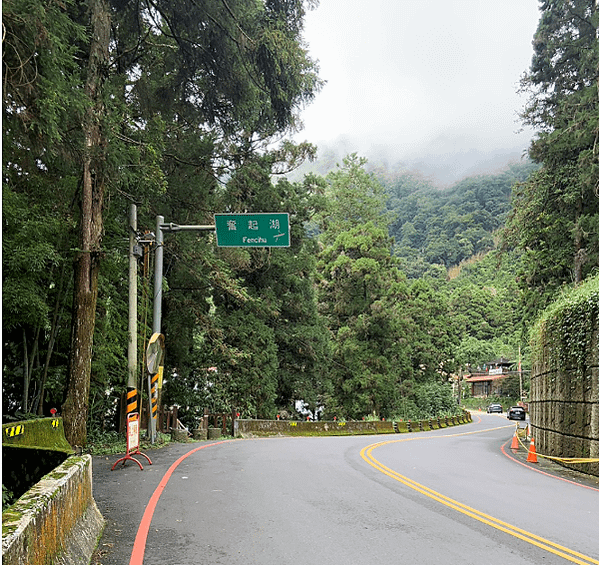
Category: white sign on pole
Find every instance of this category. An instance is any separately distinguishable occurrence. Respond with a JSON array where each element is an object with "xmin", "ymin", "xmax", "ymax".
[{"xmin": 127, "ymin": 412, "xmax": 140, "ymax": 452}]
